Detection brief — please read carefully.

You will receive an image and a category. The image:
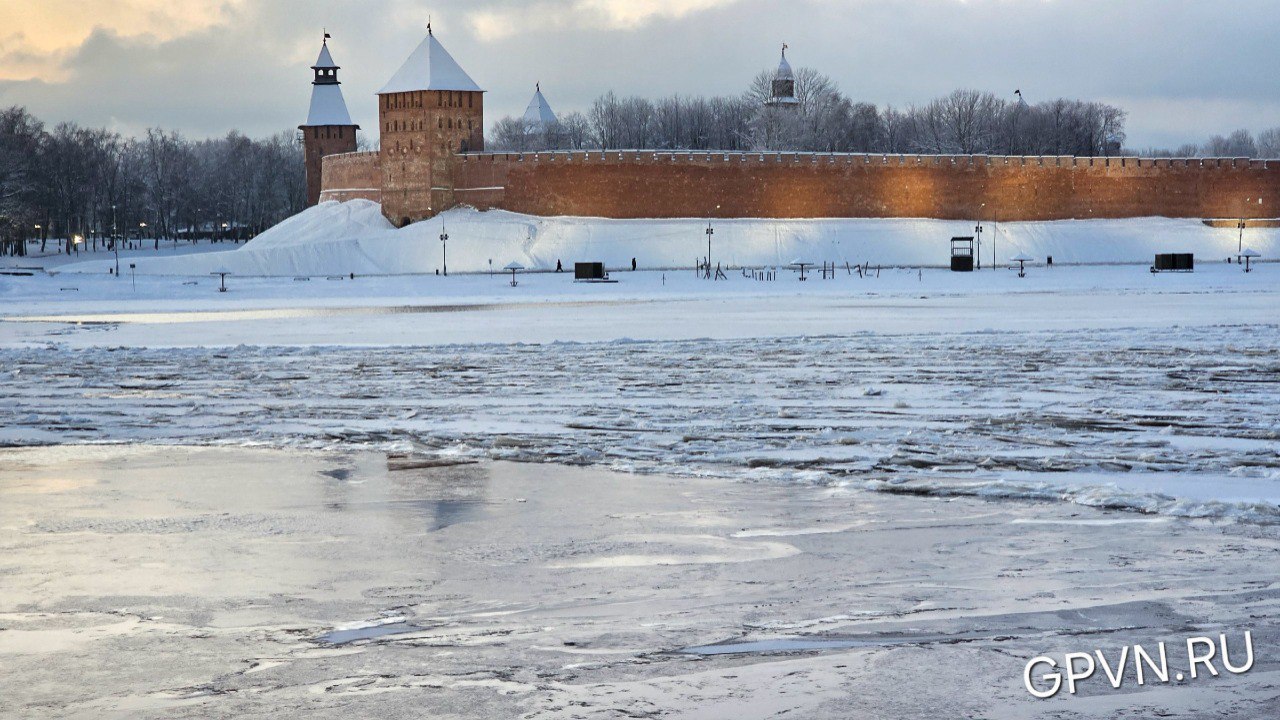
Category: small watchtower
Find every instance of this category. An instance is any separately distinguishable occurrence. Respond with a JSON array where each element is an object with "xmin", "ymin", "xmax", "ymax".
[
  {"xmin": 765, "ymin": 44, "xmax": 800, "ymax": 108},
  {"xmin": 299, "ymin": 34, "xmax": 359, "ymax": 207}
]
